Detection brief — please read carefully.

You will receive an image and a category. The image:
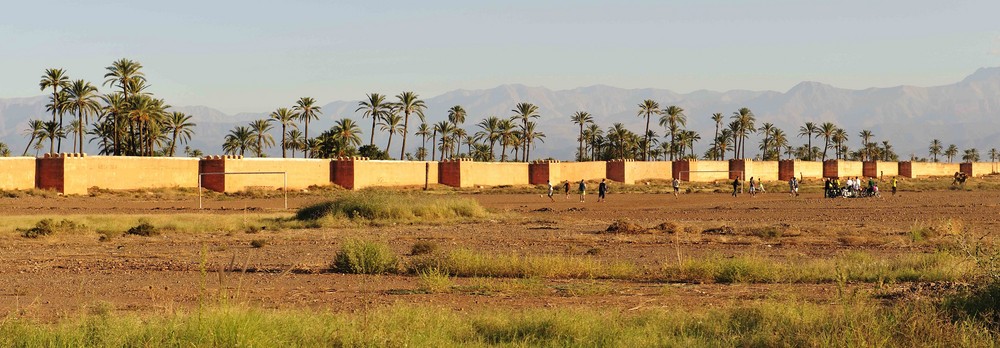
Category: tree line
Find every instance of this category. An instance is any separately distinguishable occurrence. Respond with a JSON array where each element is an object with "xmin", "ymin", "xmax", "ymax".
[{"xmin": 6, "ymin": 60, "xmax": 996, "ymax": 163}]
